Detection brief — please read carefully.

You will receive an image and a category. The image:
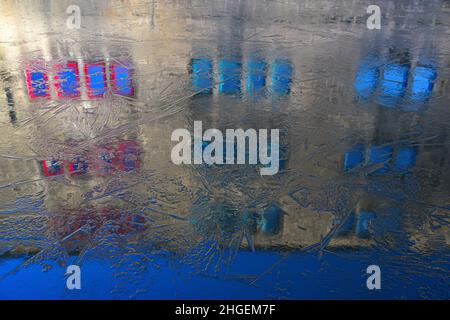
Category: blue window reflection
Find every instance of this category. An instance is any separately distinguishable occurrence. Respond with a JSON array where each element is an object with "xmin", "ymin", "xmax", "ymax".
[
  {"xmin": 410, "ymin": 65, "xmax": 436, "ymax": 103},
  {"xmin": 343, "ymin": 144, "xmax": 365, "ymax": 171},
  {"xmin": 56, "ymin": 62, "xmax": 79, "ymax": 98},
  {"xmin": 378, "ymin": 64, "xmax": 409, "ymax": 107},
  {"xmin": 394, "ymin": 146, "xmax": 417, "ymax": 173},
  {"xmin": 85, "ymin": 63, "xmax": 106, "ymax": 98},
  {"xmin": 218, "ymin": 59, "xmax": 241, "ymax": 94},
  {"xmin": 355, "ymin": 211, "xmax": 376, "ymax": 238},
  {"xmin": 111, "ymin": 64, "xmax": 133, "ymax": 96},
  {"xmin": 354, "ymin": 60, "xmax": 379, "ymax": 100},
  {"xmin": 191, "ymin": 58, "xmax": 213, "ymax": 94},
  {"xmin": 246, "ymin": 59, "xmax": 266, "ymax": 93},
  {"xmin": 28, "ymin": 71, "xmax": 49, "ymax": 98},
  {"xmin": 334, "ymin": 213, "xmax": 355, "ymax": 236},
  {"xmin": 271, "ymin": 59, "xmax": 292, "ymax": 95},
  {"xmin": 69, "ymin": 157, "xmax": 89, "ymax": 174},
  {"xmin": 368, "ymin": 145, "xmax": 393, "ymax": 174},
  {"xmin": 259, "ymin": 203, "xmax": 284, "ymax": 235}
]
